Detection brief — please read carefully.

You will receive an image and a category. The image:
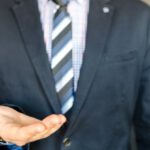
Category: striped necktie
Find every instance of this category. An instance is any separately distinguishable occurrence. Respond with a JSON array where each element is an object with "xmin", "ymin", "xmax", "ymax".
[{"xmin": 51, "ymin": 0, "xmax": 74, "ymax": 114}]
